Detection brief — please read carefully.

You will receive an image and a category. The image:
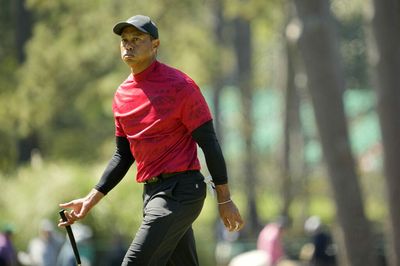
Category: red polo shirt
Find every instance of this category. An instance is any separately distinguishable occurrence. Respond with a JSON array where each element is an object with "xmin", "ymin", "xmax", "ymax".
[{"xmin": 113, "ymin": 60, "xmax": 212, "ymax": 182}]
